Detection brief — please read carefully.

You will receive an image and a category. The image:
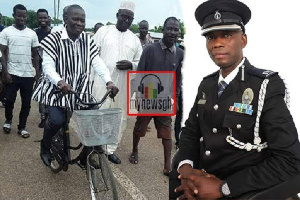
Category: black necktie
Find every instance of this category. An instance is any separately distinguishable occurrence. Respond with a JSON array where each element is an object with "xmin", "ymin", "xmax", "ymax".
[{"xmin": 218, "ymin": 80, "xmax": 228, "ymax": 97}]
